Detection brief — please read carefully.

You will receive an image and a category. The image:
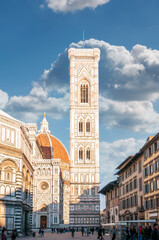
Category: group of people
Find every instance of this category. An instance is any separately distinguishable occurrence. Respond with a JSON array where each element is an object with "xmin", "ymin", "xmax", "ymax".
[
  {"xmin": 1, "ymin": 228, "xmax": 17, "ymax": 240},
  {"xmin": 81, "ymin": 227, "xmax": 95, "ymax": 237},
  {"xmin": 70, "ymin": 226, "xmax": 101, "ymax": 238},
  {"xmin": 123, "ymin": 224, "xmax": 159, "ymax": 240},
  {"xmin": 111, "ymin": 223, "xmax": 159, "ymax": 240},
  {"xmin": 38, "ymin": 228, "xmax": 44, "ymax": 237}
]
